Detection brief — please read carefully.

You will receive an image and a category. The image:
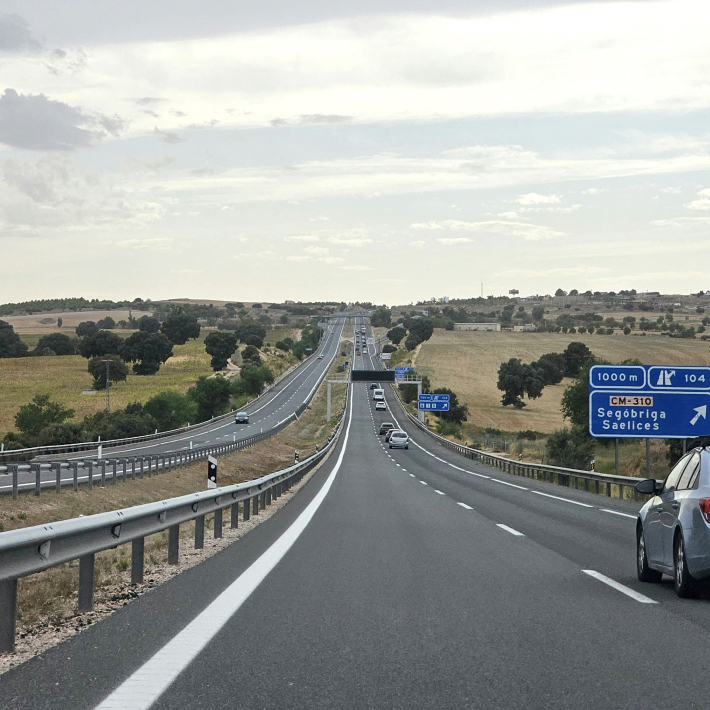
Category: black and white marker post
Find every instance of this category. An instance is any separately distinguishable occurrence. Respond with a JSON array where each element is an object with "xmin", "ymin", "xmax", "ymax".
[{"xmin": 207, "ymin": 455, "xmax": 218, "ymax": 489}]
